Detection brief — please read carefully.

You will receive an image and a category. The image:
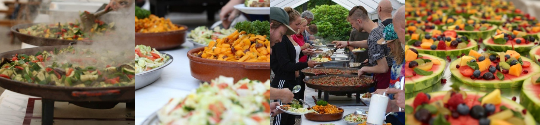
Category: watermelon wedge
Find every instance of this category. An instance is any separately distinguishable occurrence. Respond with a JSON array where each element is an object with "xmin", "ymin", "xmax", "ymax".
[
  {"xmin": 450, "ymin": 54, "xmax": 540, "ymax": 88},
  {"xmin": 483, "ymin": 37, "xmax": 536, "ymax": 53},
  {"xmin": 408, "ymin": 39, "xmax": 478, "ymax": 58},
  {"xmin": 499, "ymin": 26, "xmax": 540, "ymax": 42},
  {"xmin": 520, "ymin": 73, "xmax": 540, "ymax": 123},
  {"xmin": 470, "ymin": 15, "xmax": 505, "ymax": 25},
  {"xmin": 443, "ymin": 25, "xmax": 497, "ymax": 40},
  {"xmin": 404, "ymin": 54, "xmax": 446, "ymax": 93},
  {"xmin": 530, "ymin": 46, "xmax": 540, "ymax": 65},
  {"xmin": 405, "ymin": 91, "xmax": 537, "ymax": 125}
]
